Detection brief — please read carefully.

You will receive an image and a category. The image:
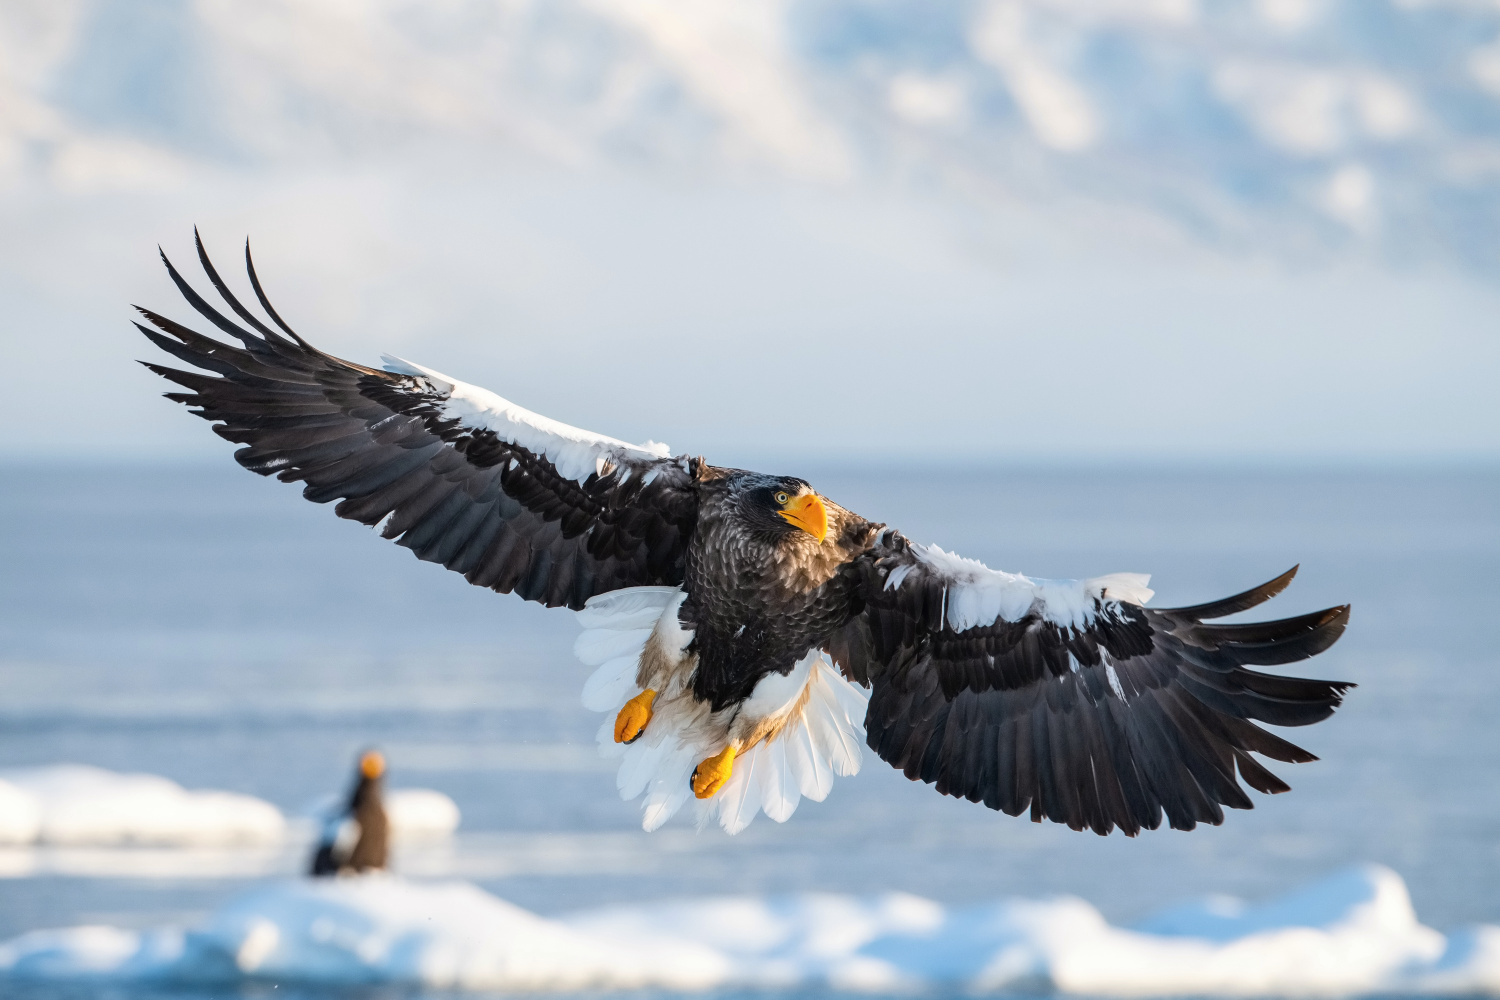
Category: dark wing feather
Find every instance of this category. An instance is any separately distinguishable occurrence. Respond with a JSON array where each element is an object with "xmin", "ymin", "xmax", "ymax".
[
  {"xmin": 829, "ymin": 532, "xmax": 1352, "ymax": 835},
  {"xmin": 137, "ymin": 237, "xmax": 698, "ymax": 610}
]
